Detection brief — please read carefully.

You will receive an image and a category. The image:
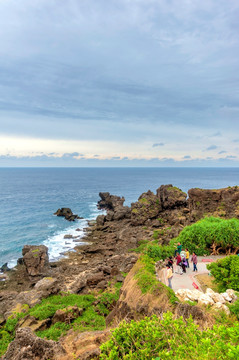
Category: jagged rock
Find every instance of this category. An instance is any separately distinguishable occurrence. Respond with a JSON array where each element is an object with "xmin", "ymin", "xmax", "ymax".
[
  {"xmin": 206, "ymin": 288, "xmax": 225, "ymax": 304},
  {"xmin": 105, "ymin": 211, "xmax": 114, "ymax": 221},
  {"xmin": 54, "ymin": 208, "xmax": 80, "ymax": 221},
  {"xmin": 86, "ymin": 271, "xmax": 105, "ymax": 286},
  {"xmin": 60, "ymin": 330, "xmax": 110, "ymax": 360},
  {"xmin": 156, "ymin": 185, "xmax": 187, "ymax": 209},
  {"xmin": 175, "ymin": 289, "xmax": 201, "ymax": 302},
  {"xmin": 131, "ymin": 190, "xmax": 161, "ymax": 225},
  {"xmin": 226, "ymin": 289, "xmax": 238, "ymax": 302},
  {"xmin": 114, "ymin": 206, "xmax": 131, "ymax": 220},
  {"xmin": 188, "ymin": 186, "xmax": 239, "ymax": 218},
  {"xmin": 22, "ymin": 245, "xmax": 50, "ymax": 277},
  {"xmin": 198, "ymin": 294, "xmax": 215, "ymax": 306},
  {"xmin": 2, "ymin": 327, "xmax": 65, "ymax": 360},
  {"xmin": 221, "ymin": 292, "xmax": 233, "ymax": 302},
  {"xmin": 34, "ymin": 277, "xmax": 60, "ymax": 296},
  {"xmin": 64, "ymin": 234, "xmax": 73, "ymax": 239},
  {"xmin": 96, "ymin": 280, "xmax": 108, "ymax": 289},
  {"xmin": 52, "ymin": 306, "xmax": 83, "ymax": 324},
  {"xmin": 96, "ymin": 214, "xmax": 105, "ymax": 227},
  {"xmin": 68, "ymin": 272, "xmax": 87, "ymax": 293},
  {"xmin": 97, "ymin": 192, "xmax": 125, "ymax": 211},
  {"xmin": 0, "ymin": 263, "xmax": 11, "ymax": 272},
  {"xmin": 211, "ymin": 302, "xmax": 230, "ymax": 315},
  {"xmin": 18, "ymin": 315, "xmax": 50, "ymax": 331},
  {"xmin": 0, "ymin": 291, "xmax": 18, "ymax": 321}
]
